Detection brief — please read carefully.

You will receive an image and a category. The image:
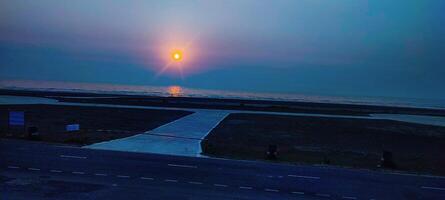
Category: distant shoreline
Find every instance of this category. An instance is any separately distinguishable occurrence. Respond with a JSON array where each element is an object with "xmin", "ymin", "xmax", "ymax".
[
  {"xmin": 1, "ymin": 88, "xmax": 445, "ymax": 117},
  {"xmin": 1, "ymin": 80, "xmax": 445, "ymax": 110}
]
